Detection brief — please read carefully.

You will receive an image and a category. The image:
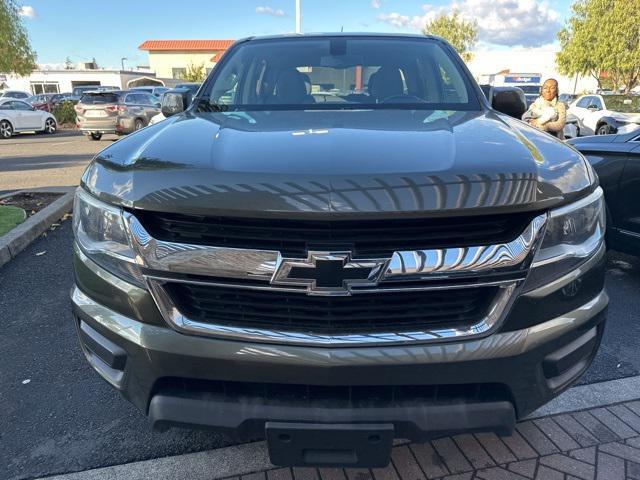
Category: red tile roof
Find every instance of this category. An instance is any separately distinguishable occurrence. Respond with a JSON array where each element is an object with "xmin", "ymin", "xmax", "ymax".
[{"xmin": 138, "ymin": 40, "xmax": 235, "ymax": 51}]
